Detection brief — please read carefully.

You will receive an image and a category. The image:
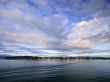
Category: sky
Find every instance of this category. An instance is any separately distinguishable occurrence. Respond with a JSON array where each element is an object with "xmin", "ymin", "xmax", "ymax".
[{"xmin": 0, "ymin": 0, "xmax": 110, "ymax": 57}]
